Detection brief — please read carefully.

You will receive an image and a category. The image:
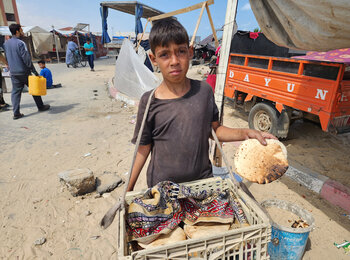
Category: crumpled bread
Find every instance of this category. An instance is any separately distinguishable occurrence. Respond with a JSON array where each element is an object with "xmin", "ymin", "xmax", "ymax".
[
  {"xmin": 184, "ymin": 222, "xmax": 231, "ymax": 239},
  {"xmin": 234, "ymin": 139, "xmax": 288, "ymax": 184},
  {"xmin": 138, "ymin": 226, "xmax": 186, "ymax": 249}
]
